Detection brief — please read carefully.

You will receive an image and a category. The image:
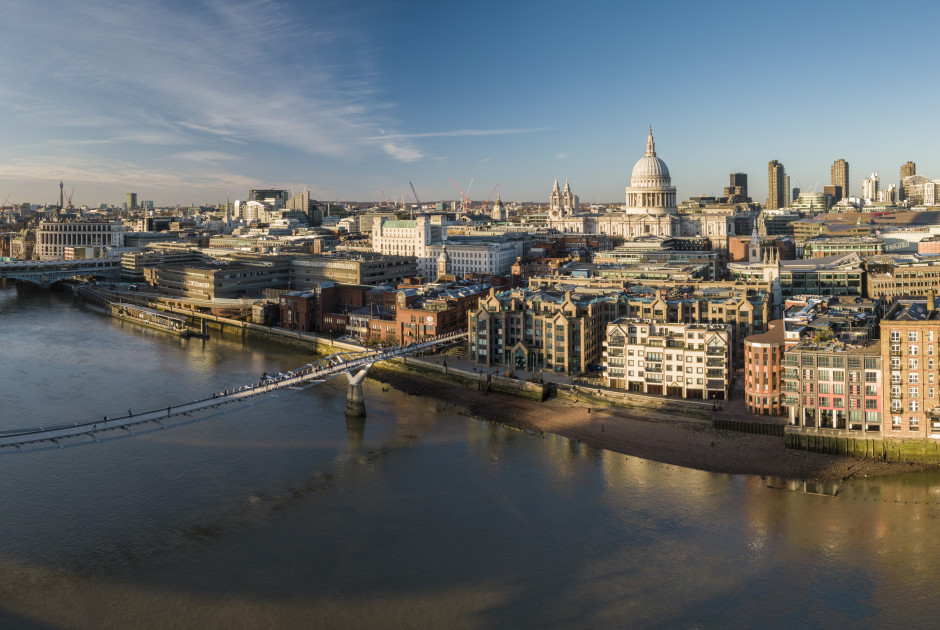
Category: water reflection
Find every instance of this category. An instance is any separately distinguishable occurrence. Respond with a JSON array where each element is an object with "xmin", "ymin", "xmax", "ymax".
[{"xmin": 5, "ymin": 288, "xmax": 940, "ymax": 627}]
